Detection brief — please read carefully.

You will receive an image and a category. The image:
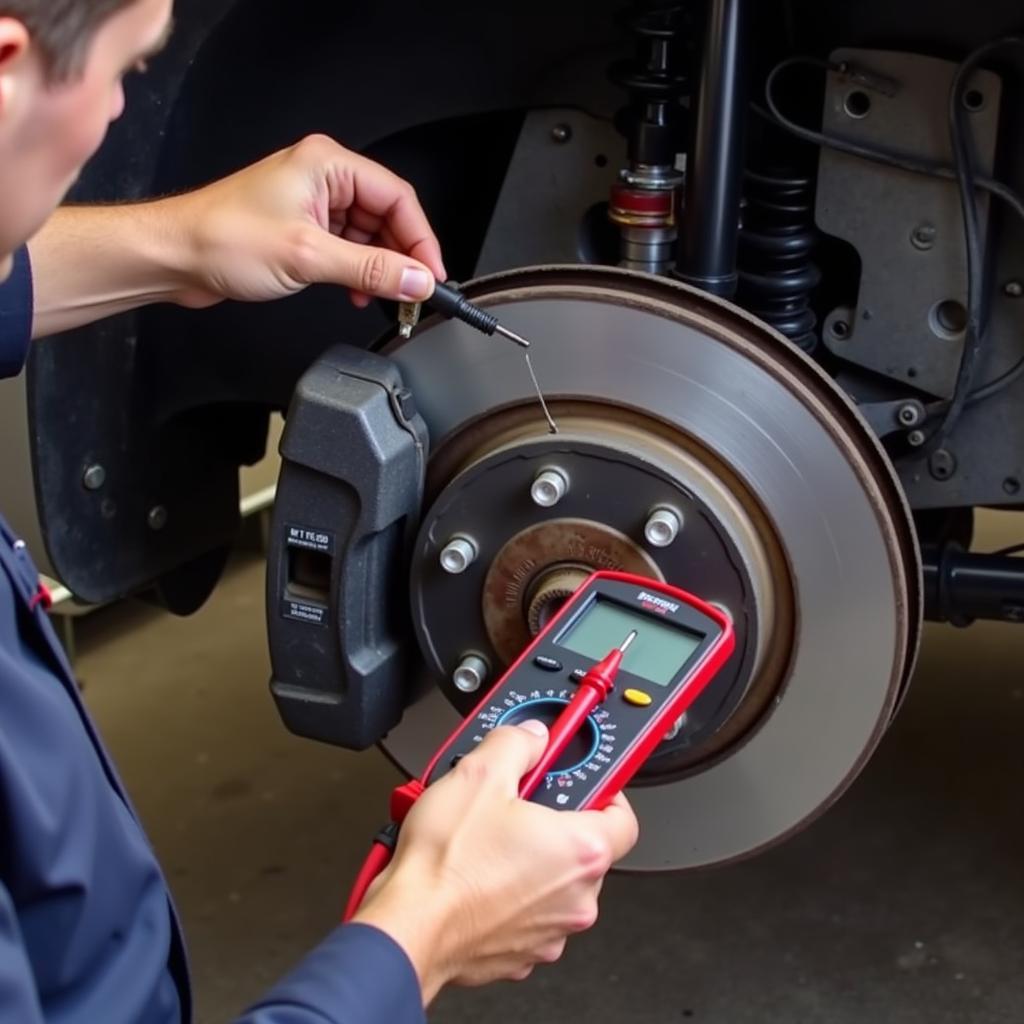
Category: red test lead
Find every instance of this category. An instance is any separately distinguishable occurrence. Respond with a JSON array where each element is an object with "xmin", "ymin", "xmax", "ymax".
[{"xmin": 517, "ymin": 630, "xmax": 636, "ymax": 798}]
